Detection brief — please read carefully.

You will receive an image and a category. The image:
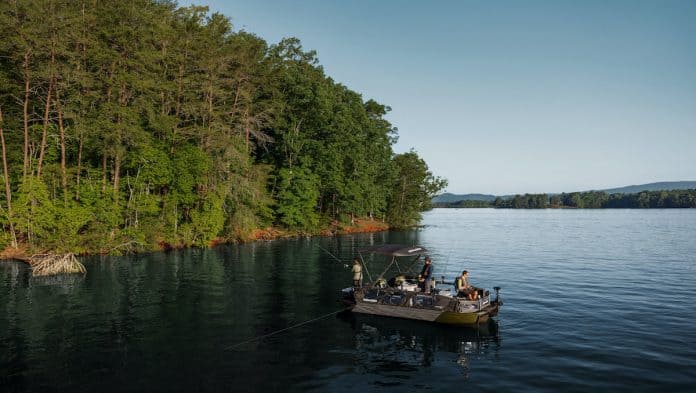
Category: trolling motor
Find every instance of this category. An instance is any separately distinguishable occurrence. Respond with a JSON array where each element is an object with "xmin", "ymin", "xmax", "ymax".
[{"xmin": 494, "ymin": 286, "xmax": 503, "ymax": 305}]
